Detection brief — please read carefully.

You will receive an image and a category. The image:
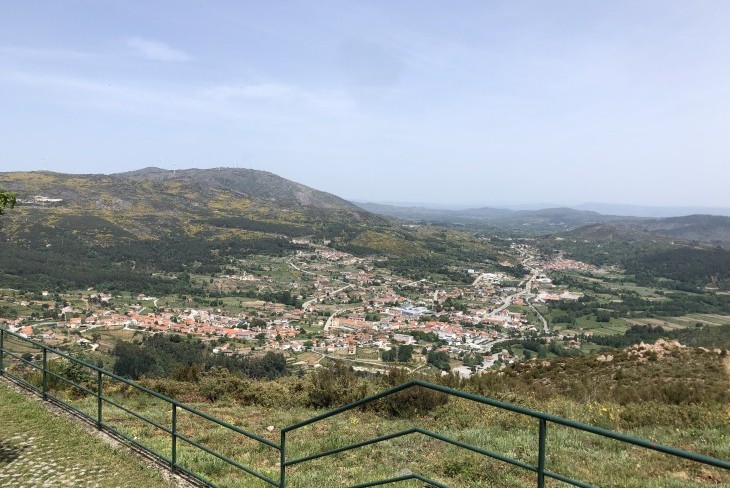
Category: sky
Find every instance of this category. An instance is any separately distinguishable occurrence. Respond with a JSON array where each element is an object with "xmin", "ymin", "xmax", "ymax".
[{"xmin": 1, "ymin": 0, "xmax": 729, "ymax": 207}]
